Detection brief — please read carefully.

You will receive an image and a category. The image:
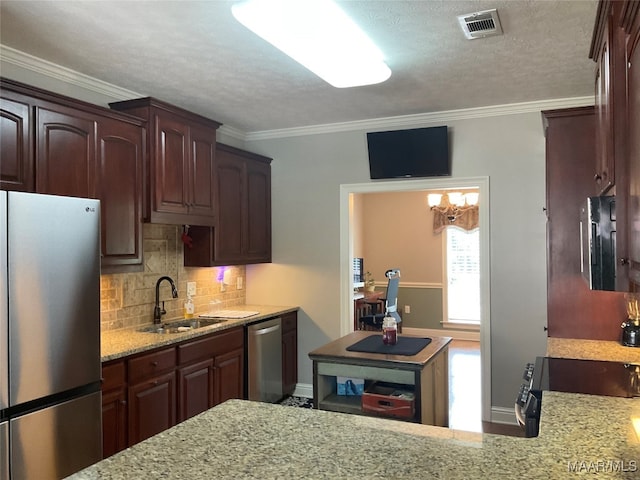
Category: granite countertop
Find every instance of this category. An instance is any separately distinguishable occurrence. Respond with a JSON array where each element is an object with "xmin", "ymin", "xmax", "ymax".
[
  {"xmin": 547, "ymin": 337, "xmax": 640, "ymax": 364},
  {"xmin": 69, "ymin": 392, "xmax": 640, "ymax": 479},
  {"xmin": 101, "ymin": 305, "xmax": 298, "ymax": 362}
]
